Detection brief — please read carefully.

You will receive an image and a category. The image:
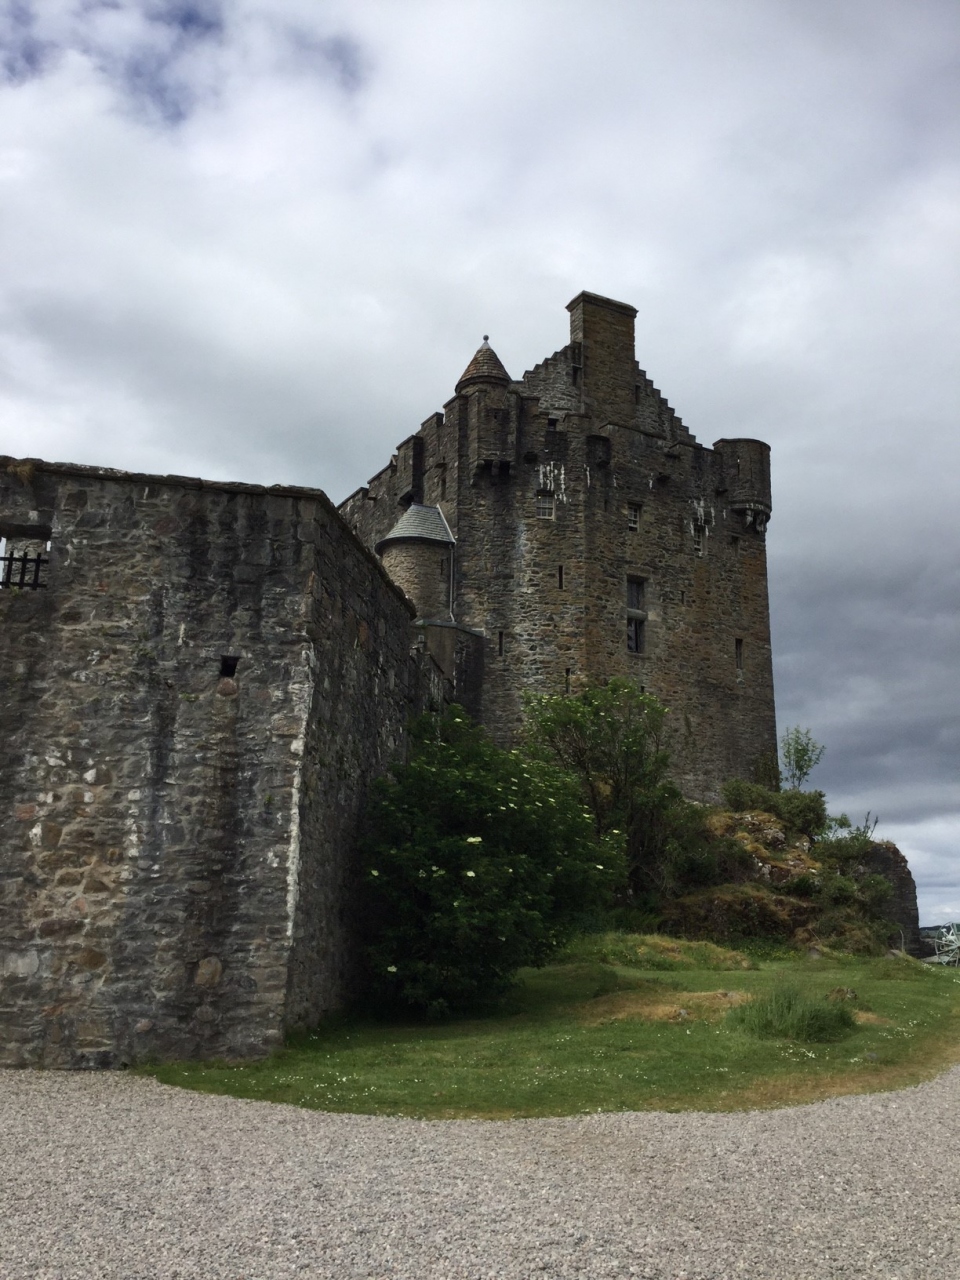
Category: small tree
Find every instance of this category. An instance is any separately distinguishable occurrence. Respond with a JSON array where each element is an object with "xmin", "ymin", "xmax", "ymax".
[
  {"xmin": 780, "ymin": 726, "xmax": 825, "ymax": 790},
  {"xmin": 523, "ymin": 680, "xmax": 735, "ymax": 900}
]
